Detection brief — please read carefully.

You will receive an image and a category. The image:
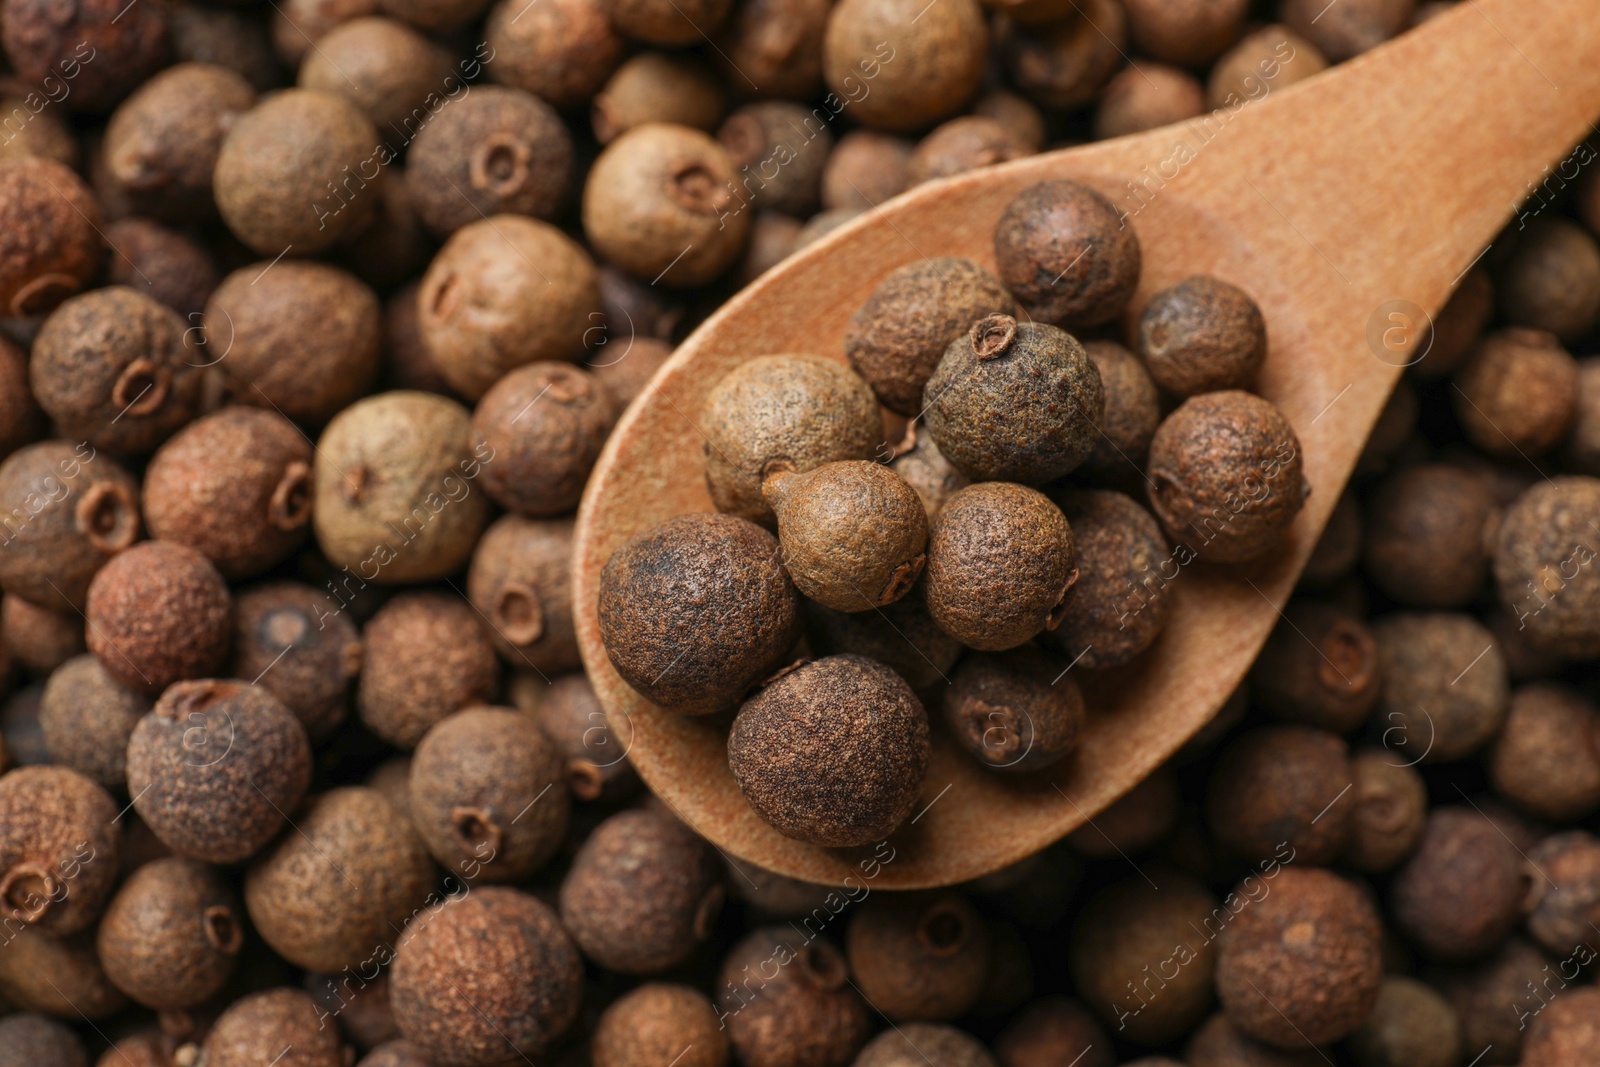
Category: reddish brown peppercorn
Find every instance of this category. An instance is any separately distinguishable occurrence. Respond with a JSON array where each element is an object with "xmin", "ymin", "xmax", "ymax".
[
  {"xmin": 484, "ymin": 0, "xmax": 624, "ymax": 108},
  {"xmin": 1341, "ymin": 748, "xmax": 1427, "ymax": 874},
  {"xmin": 712, "ymin": 0, "xmax": 829, "ymax": 99},
  {"xmin": 1453, "ymin": 327, "xmax": 1578, "ymax": 459},
  {"xmin": 467, "ymin": 515, "xmax": 581, "ymax": 674},
  {"xmin": 994, "ymin": 180, "xmax": 1141, "ymax": 329},
  {"xmin": 1095, "ymin": 61, "xmax": 1206, "ymax": 139},
  {"xmin": 846, "ymin": 893, "xmax": 993, "ymax": 1021},
  {"xmin": 102, "ymin": 218, "xmax": 219, "ymax": 321},
  {"xmin": 1185, "ymin": 1014, "xmax": 1323, "ymax": 1067},
  {"xmin": 1496, "ymin": 216, "xmax": 1600, "ymax": 342},
  {"xmin": 0, "ymin": 338, "xmax": 43, "ymax": 460},
  {"xmin": 1373, "ymin": 612, "xmax": 1508, "ymax": 762},
  {"xmin": 1138, "ymin": 275, "xmax": 1267, "ymax": 397},
  {"xmin": 231, "ymin": 582, "xmax": 362, "ymax": 742},
  {"xmin": 471, "ymin": 363, "xmax": 619, "ymax": 517},
  {"xmin": 994, "ymin": 997, "xmax": 1114, "ymax": 1067},
  {"xmin": 201, "ymin": 988, "xmax": 349, "ymax": 1067},
  {"xmin": 806, "ymin": 592, "xmax": 963, "ymax": 692},
  {"xmin": 718, "ymin": 101, "xmax": 833, "ymax": 216},
  {"xmin": 1250, "ymin": 600, "xmax": 1380, "ymax": 732},
  {"xmin": 2, "ymin": 0, "xmax": 169, "ymax": 112},
  {"xmin": 1433, "ymin": 937, "xmax": 1555, "ymax": 1065},
  {"xmin": 127, "ymin": 679, "xmax": 312, "ymax": 863},
  {"xmin": 0, "ymin": 159, "xmax": 102, "ymax": 317},
  {"xmin": 1, "ymin": 595, "xmax": 84, "ymax": 677},
  {"xmin": 1080, "ymin": 341, "xmax": 1160, "ymax": 484},
  {"xmin": 1489, "ymin": 686, "xmax": 1600, "ymax": 821},
  {"xmin": 39, "ymin": 655, "xmax": 149, "ymax": 790},
  {"xmin": 1492, "ymin": 477, "xmax": 1600, "ymax": 659},
  {"xmin": 858, "ymin": 1024, "xmax": 997, "ymax": 1067},
  {"xmin": 943, "ymin": 649, "xmax": 1084, "ymax": 774},
  {"xmin": 890, "ymin": 428, "xmax": 969, "ymax": 522},
  {"xmin": 716, "ymin": 927, "xmax": 871, "ymax": 1067},
  {"xmin": 1048, "ymin": 490, "xmax": 1172, "ymax": 670},
  {"xmin": 824, "ymin": 0, "xmax": 986, "ymax": 132},
  {"xmin": 1521, "ymin": 986, "xmax": 1600, "ymax": 1067},
  {"xmin": 908, "ymin": 117, "xmax": 1031, "ymax": 185},
  {"xmin": 589, "ymin": 337, "xmax": 675, "ymax": 409},
  {"xmin": 357, "ymin": 592, "xmax": 498, "ymax": 749},
  {"xmin": 1391, "ymin": 807, "xmax": 1532, "ymax": 961},
  {"xmin": 594, "ymin": 983, "xmax": 730, "ymax": 1067},
  {"xmin": 528, "ymin": 673, "xmax": 638, "ymax": 801},
  {"xmin": 595, "ymin": 52, "xmax": 726, "ymax": 145},
  {"xmin": 1523, "ymin": 831, "xmax": 1600, "ymax": 957},
  {"xmin": 1207, "ymin": 25, "xmax": 1328, "ymax": 109},
  {"xmin": 1207, "ymin": 725, "xmax": 1353, "ymax": 865},
  {"xmin": 96, "ymin": 856, "xmax": 242, "ymax": 1010},
  {"xmin": 0, "ymin": 765, "xmax": 120, "ymax": 936},
  {"xmin": 821, "ymin": 131, "xmax": 912, "ymax": 212},
  {"xmin": 1363, "ymin": 463, "xmax": 1496, "ymax": 607},
  {"xmin": 1001, "ymin": 0, "xmax": 1127, "ymax": 109},
  {"xmin": 85, "ymin": 542, "xmax": 231, "ymax": 695}
]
